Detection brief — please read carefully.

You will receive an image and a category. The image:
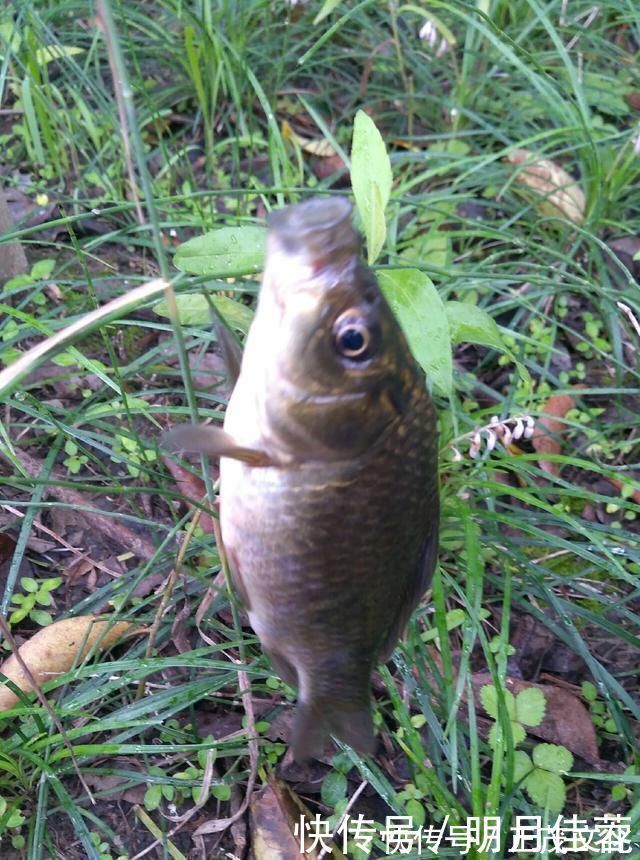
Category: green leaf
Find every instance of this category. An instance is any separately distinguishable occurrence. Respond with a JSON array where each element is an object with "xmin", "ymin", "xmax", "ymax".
[
  {"xmin": 581, "ymin": 681, "xmax": 598, "ymax": 702},
  {"xmin": 532, "ymin": 743, "xmax": 574, "ymax": 775},
  {"xmin": 173, "ymin": 225, "xmax": 266, "ymax": 277},
  {"xmin": 581, "ymin": 72, "xmax": 632, "ymax": 117},
  {"xmin": 313, "ymin": 0, "xmax": 344, "ymax": 24},
  {"xmin": 40, "ymin": 577, "xmax": 63, "ymax": 593},
  {"xmin": 30, "ymin": 610, "xmax": 53, "ymax": 626},
  {"xmin": 154, "ymin": 293, "xmax": 254, "ymax": 335},
  {"xmin": 7, "ymin": 808, "xmax": 25, "ymax": 829},
  {"xmin": 488, "ymin": 720, "xmax": 525, "ymax": 750},
  {"xmin": 480, "ymin": 685, "xmax": 516, "ymax": 720},
  {"xmin": 211, "ymin": 783, "xmax": 231, "ymax": 802},
  {"xmin": 445, "ymin": 301, "xmax": 531, "ymax": 387},
  {"xmin": 445, "ymin": 301, "xmax": 506, "ymax": 351},
  {"xmin": 20, "ymin": 577, "xmax": 39, "ymax": 593},
  {"xmin": 378, "ymin": 269, "xmax": 452, "ymax": 396},
  {"xmin": 35, "ymin": 45, "xmax": 84, "ymax": 65},
  {"xmin": 513, "ymin": 750, "xmax": 534, "ymax": 782},
  {"xmin": 480, "ymin": 685, "xmax": 499, "ymax": 719},
  {"xmin": 331, "ymin": 751, "xmax": 353, "ymax": 773},
  {"xmin": 197, "ymin": 742, "xmax": 217, "ymax": 769},
  {"xmin": 351, "ymin": 110, "xmax": 392, "ymax": 264},
  {"xmin": 611, "ymin": 784, "xmax": 627, "ymax": 801},
  {"xmin": 525, "ymin": 769, "xmax": 566, "ymax": 813},
  {"xmin": 321, "ymin": 771, "xmax": 347, "ymax": 807},
  {"xmin": 514, "ymin": 687, "xmax": 546, "ymax": 727},
  {"xmin": 401, "ymin": 229, "xmax": 451, "ymax": 269},
  {"xmin": 144, "ymin": 784, "xmax": 163, "ymax": 811},
  {"xmin": 510, "ymin": 721, "xmax": 527, "ymax": 746},
  {"xmin": 30, "ymin": 259, "xmax": 55, "ymax": 280},
  {"xmin": 405, "ymin": 798, "xmax": 425, "ymax": 828}
]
